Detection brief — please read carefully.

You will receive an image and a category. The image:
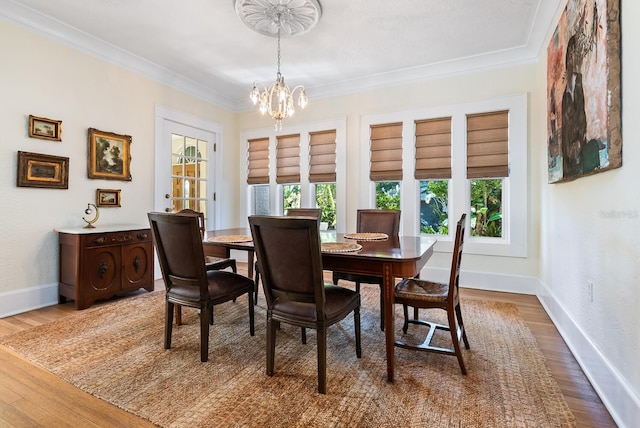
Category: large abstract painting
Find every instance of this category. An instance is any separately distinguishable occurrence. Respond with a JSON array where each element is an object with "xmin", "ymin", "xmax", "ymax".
[{"xmin": 547, "ymin": 0, "xmax": 621, "ymax": 183}]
